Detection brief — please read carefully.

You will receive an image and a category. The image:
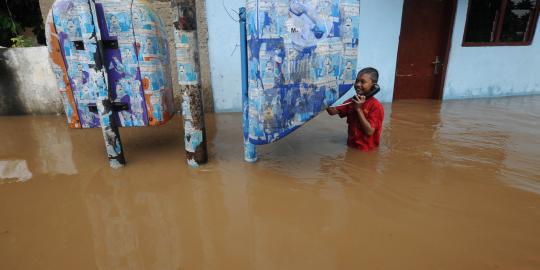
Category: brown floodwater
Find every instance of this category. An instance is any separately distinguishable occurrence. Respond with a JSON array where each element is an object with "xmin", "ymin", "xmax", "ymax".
[{"xmin": 1, "ymin": 96, "xmax": 540, "ymax": 270}]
